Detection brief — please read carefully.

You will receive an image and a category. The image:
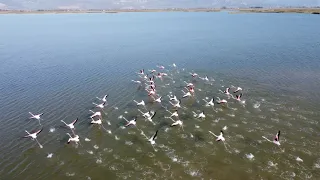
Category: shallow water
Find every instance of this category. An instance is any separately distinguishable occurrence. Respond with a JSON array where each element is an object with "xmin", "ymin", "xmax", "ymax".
[{"xmin": 0, "ymin": 12, "xmax": 320, "ymax": 180}]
